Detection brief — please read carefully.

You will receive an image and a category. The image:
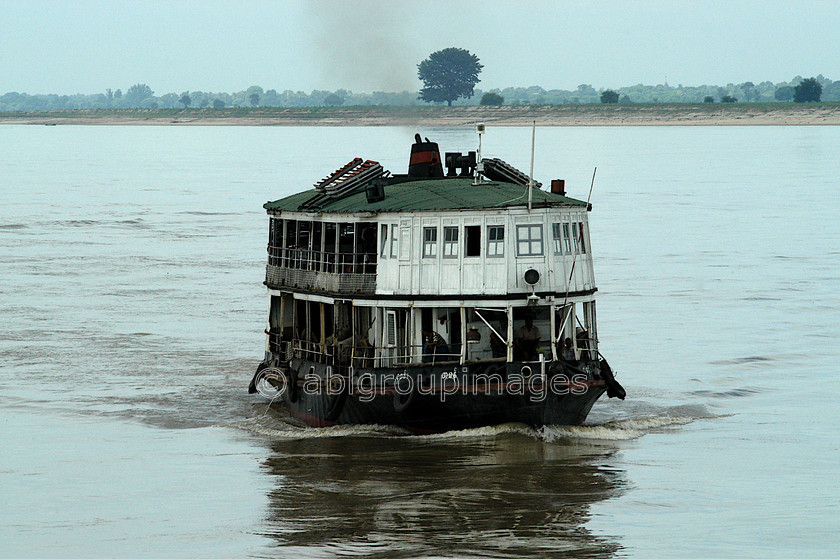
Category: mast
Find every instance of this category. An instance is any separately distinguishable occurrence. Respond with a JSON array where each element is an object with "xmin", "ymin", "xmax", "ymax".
[
  {"xmin": 473, "ymin": 122, "xmax": 485, "ymax": 185},
  {"xmin": 527, "ymin": 121, "xmax": 535, "ymax": 212}
]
